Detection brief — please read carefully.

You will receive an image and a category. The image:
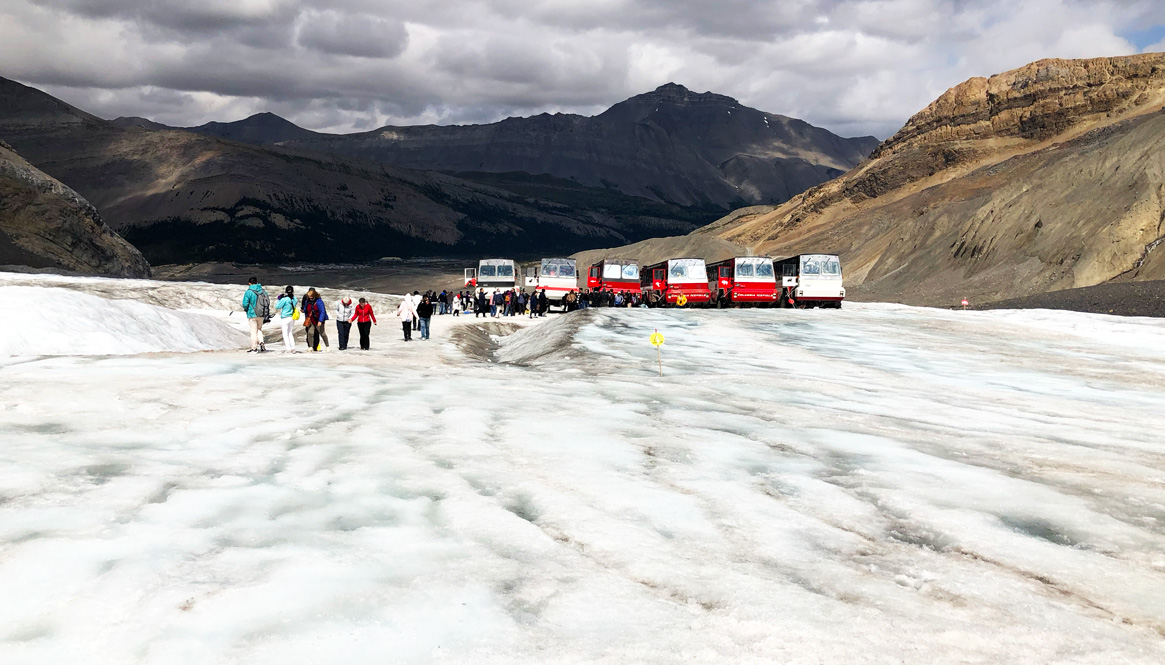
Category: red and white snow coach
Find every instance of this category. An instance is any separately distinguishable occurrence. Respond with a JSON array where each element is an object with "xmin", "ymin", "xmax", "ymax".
[
  {"xmin": 640, "ymin": 258, "xmax": 712, "ymax": 307},
  {"xmin": 775, "ymin": 254, "xmax": 845, "ymax": 308},
  {"xmin": 705, "ymin": 256, "xmax": 780, "ymax": 307},
  {"xmin": 586, "ymin": 259, "xmax": 640, "ymax": 294},
  {"xmin": 524, "ymin": 258, "xmax": 578, "ymax": 306}
]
